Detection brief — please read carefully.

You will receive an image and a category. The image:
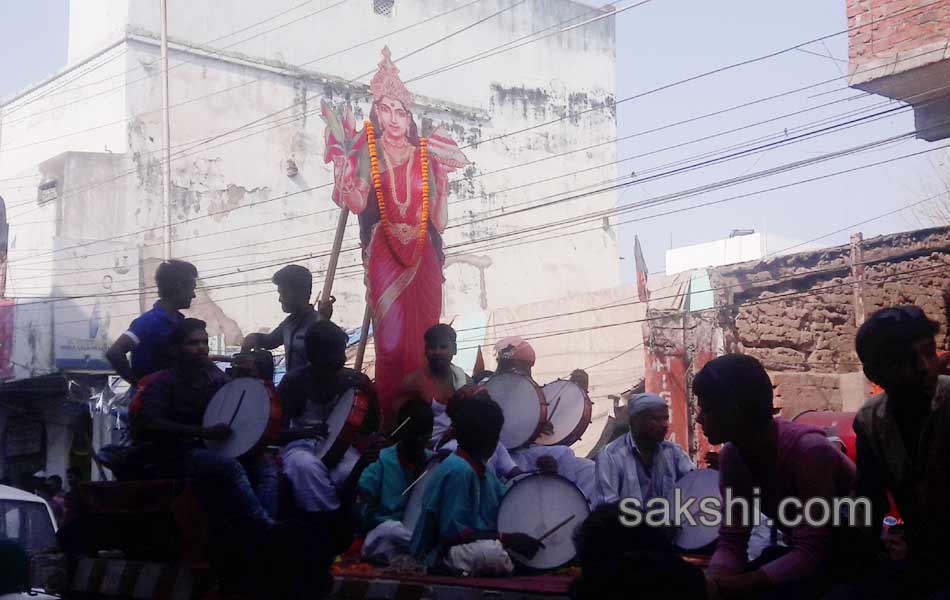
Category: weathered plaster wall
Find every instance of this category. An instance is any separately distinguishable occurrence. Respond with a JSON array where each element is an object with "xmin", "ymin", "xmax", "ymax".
[
  {"xmin": 1, "ymin": 0, "xmax": 620, "ymax": 370},
  {"xmin": 113, "ymin": 1, "xmax": 620, "ymax": 337}
]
